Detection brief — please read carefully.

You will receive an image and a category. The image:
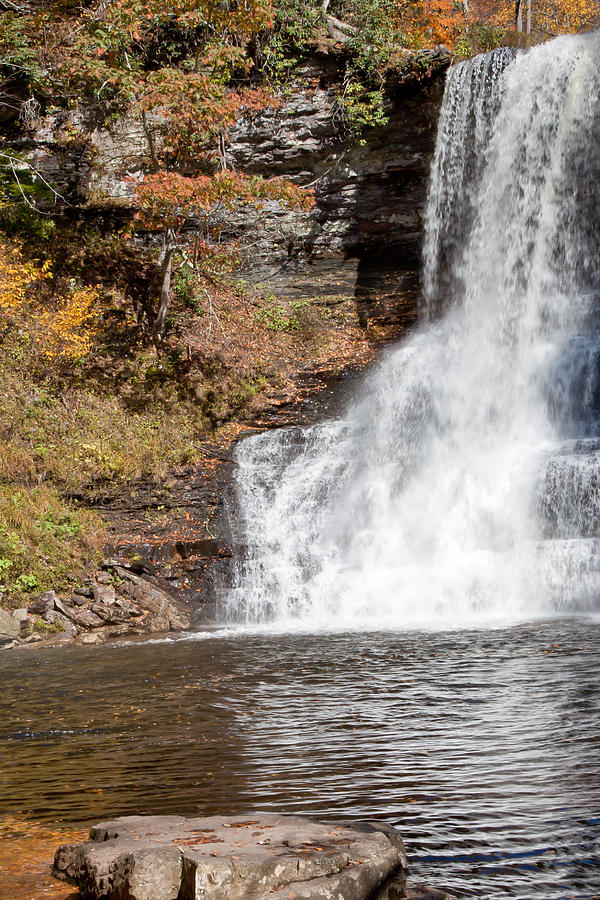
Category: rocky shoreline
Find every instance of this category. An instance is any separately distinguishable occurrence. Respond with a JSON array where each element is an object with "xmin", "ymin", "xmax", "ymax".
[
  {"xmin": 1, "ymin": 40, "xmax": 449, "ymax": 650},
  {"xmin": 53, "ymin": 814, "xmax": 451, "ymax": 900},
  {"xmin": 0, "ymin": 360, "xmax": 380, "ymax": 653},
  {"xmin": 0, "ymin": 555, "xmax": 196, "ymax": 651}
]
